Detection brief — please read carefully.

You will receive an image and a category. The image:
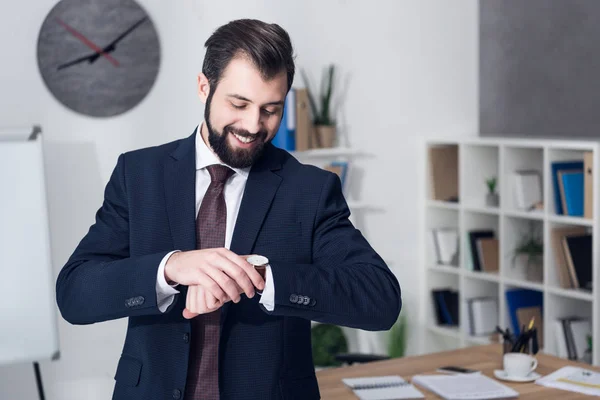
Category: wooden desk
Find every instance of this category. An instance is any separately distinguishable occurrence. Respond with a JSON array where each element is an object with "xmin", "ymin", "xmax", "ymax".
[{"xmin": 316, "ymin": 344, "xmax": 600, "ymax": 399}]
